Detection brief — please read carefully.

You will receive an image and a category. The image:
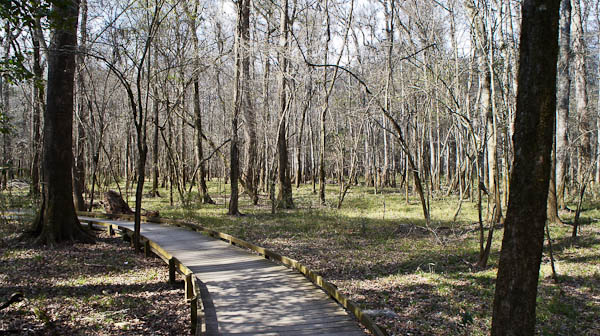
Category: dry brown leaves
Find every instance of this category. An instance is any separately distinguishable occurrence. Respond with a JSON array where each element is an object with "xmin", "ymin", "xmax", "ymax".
[{"xmin": 0, "ymin": 225, "xmax": 189, "ymax": 335}]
